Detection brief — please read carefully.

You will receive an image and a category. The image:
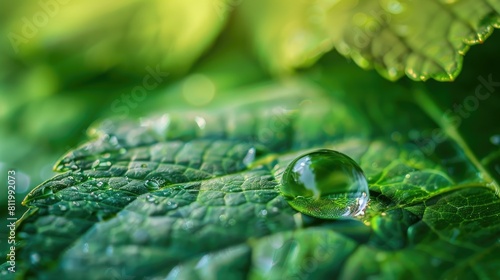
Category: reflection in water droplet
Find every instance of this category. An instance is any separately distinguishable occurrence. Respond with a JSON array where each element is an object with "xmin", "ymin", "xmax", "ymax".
[{"xmin": 280, "ymin": 149, "xmax": 369, "ymax": 219}]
